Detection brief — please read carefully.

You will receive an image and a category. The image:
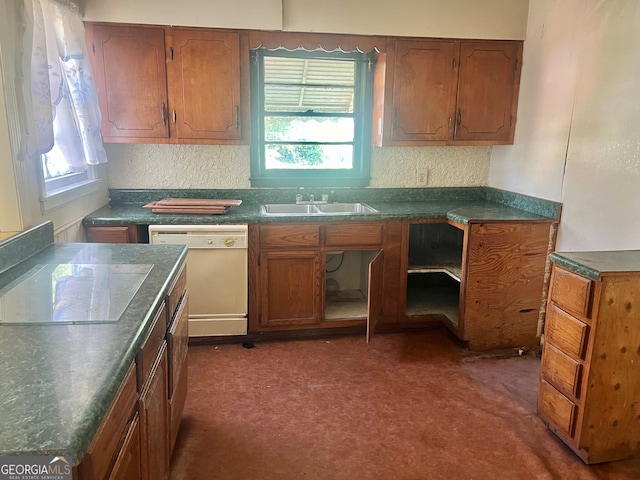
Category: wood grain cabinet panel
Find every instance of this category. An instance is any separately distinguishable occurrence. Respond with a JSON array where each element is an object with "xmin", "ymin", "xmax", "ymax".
[
  {"xmin": 455, "ymin": 41, "xmax": 521, "ymax": 143},
  {"xmin": 170, "ymin": 29, "xmax": 242, "ymax": 141},
  {"xmin": 85, "ymin": 225, "xmax": 139, "ymax": 244},
  {"xmin": 260, "ymin": 224, "xmax": 320, "ymax": 249},
  {"xmin": 259, "ymin": 250, "xmax": 322, "ymax": 327},
  {"xmin": 460, "ymin": 221, "xmax": 552, "ymax": 350},
  {"xmin": 545, "ymin": 303, "xmax": 589, "ymax": 360},
  {"xmin": 108, "ymin": 414, "xmax": 142, "ymax": 480},
  {"xmin": 375, "ymin": 38, "xmax": 522, "ymax": 146},
  {"xmin": 538, "ymin": 380, "xmax": 576, "ymax": 437},
  {"xmin": 540, "ymin": 343, "xmax": 582, "ymax": 398},
  {"xmin": 324, "ymin": 223, "xmax": 383, "ymax": 248},
  {"xmin": 539, "ymin": 263, "xmax": 640, "ymax": 464},
  {"xmin": 86, "ymin": 22, "xmax": 248, "ymax": 145},
  {"xmin": 387, "ymin": 39, "xmax": 458, "ymax": 142},
  {"xmin": 550, "ymin": 266, "xmax": 593, "ymax": 318},
  {"xmin": 139, "ymin": 344, "xmax": 170, "ymax": 480},
  {"xmin": 86, "ymin": 24, "xmax": 169, "ymax": 140}
]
